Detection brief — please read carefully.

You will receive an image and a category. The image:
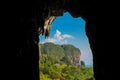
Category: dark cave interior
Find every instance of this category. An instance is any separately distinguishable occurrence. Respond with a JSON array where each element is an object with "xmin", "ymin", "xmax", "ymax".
[{"xmin": 1, "ymin": 0, "xmax": 108, "ymax": 80}]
